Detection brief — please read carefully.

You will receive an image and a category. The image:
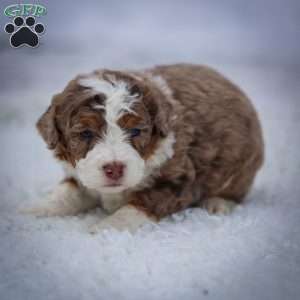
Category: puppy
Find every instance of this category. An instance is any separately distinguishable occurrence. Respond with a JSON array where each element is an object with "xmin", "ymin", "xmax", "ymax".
[{"xmin": 30, "ymin": 64, "xmax": 264, "ymax": 233}]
